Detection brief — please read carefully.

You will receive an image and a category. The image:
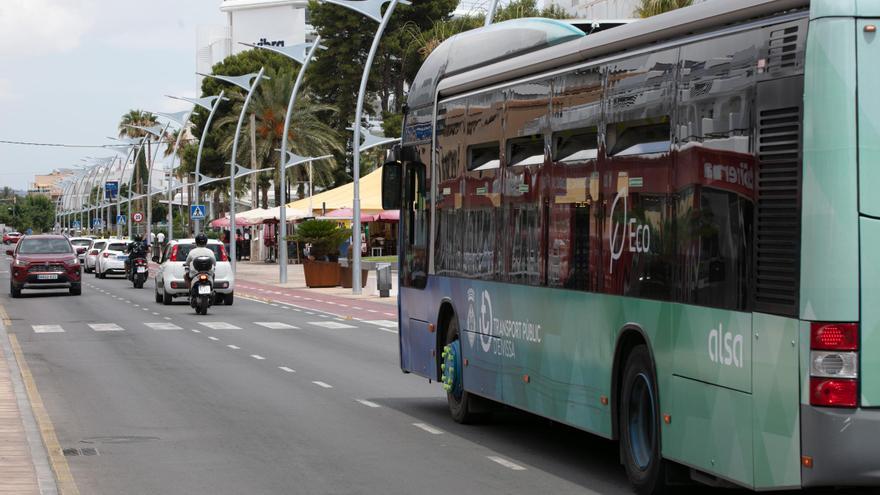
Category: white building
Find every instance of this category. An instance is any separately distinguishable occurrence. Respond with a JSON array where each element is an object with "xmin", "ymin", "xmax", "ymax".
[{"xmin": 197, "ymin": 0, "xmax": 313, "ymax": 90}]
